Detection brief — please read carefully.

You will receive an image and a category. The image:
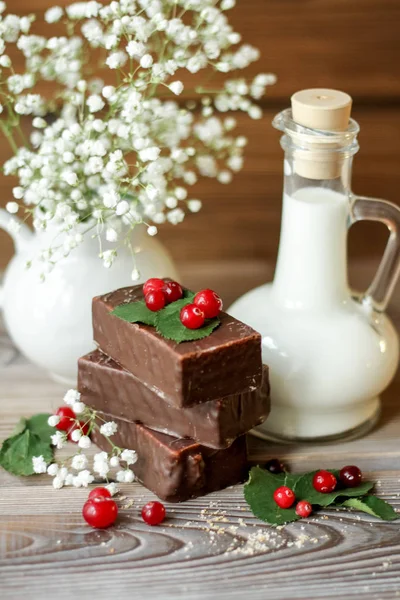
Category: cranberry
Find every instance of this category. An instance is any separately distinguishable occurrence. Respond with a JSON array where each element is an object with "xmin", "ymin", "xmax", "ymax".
[
  {"xmin": 88, "ymin": 487, "xmax": 112, "ymax": 501},
  {"xmin": 339, "ymin": 465, "xmax": 362, "ymax": 488},
  {"xmin": 164, "ymin": 281, "xmax": 183, "ymax": 304},
  {"xmin": 55, "ymin": 406, "xmax": 76, "ymax": 431},
  {"xmin": 67, "ymin": 420, "xmax": 90, "ymax": 442},
  {"xmin": 313, "ymin": 470, "xmax": 337, "ymax": 493},
  {"xmin": 295, "ymin": 500, "xmax": 313, "ymax": 518},
  {"xmin": 180, "ymin": 304, "xmax": 205, "ymax": 329},
  {"xmin": 83, "ymin": 497, "xmax": 118, "ymax": 529},
  {"xmin": 193, "ymin": 289, "xmax": 223, "ymax": 318},
  {"xmin": 145, "ymin": 289, "xmax": 166, "ymax": 312},
  {"xmin": 265, "ymin": 458, "xmax": 285, "ymax": 474},
  {"xmin": 273, "ymin": 486, "xmax": 295, "ymax": 509},
  {"xmin": 141, "ymin": 501, "xmax": 166, "ymax": 526},
  {"xmin": 143, "ymin": 278, "xmax": 166, "ymax": 296}
]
